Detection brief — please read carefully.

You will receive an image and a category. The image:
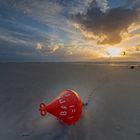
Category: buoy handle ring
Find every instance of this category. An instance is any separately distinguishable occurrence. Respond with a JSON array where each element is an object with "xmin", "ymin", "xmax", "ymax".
[{"xmin": 39, "ymin": 103, "xmax": 47, "ymax": 116}]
